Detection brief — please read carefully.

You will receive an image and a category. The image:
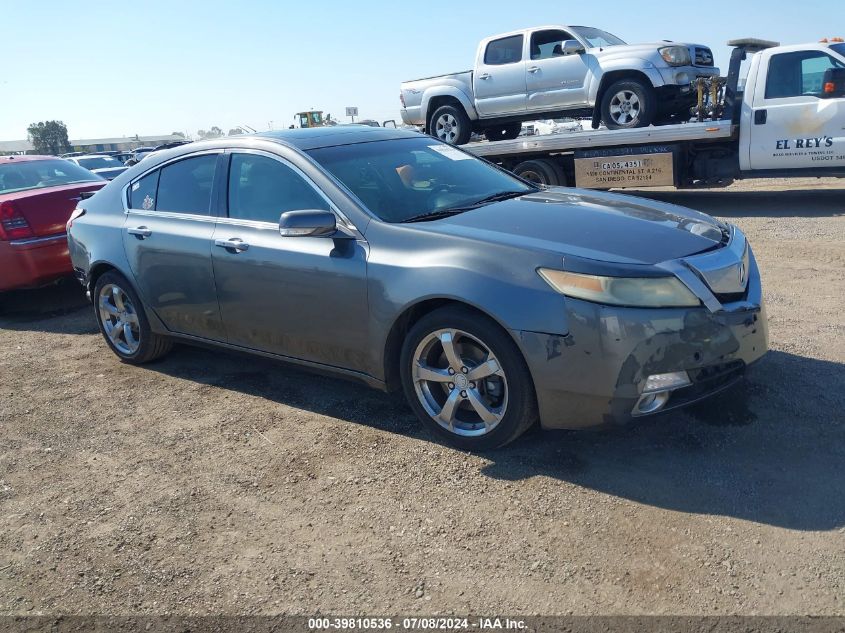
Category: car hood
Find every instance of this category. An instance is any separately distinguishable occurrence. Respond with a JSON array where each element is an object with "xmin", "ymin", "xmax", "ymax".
[
  {"xmin": 592, "ymin": 41, "xmax": 706, "ymax": 59},
  {"xmin": 419, "ymin": 188, "xmax": 726, "ymax": 265}
]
